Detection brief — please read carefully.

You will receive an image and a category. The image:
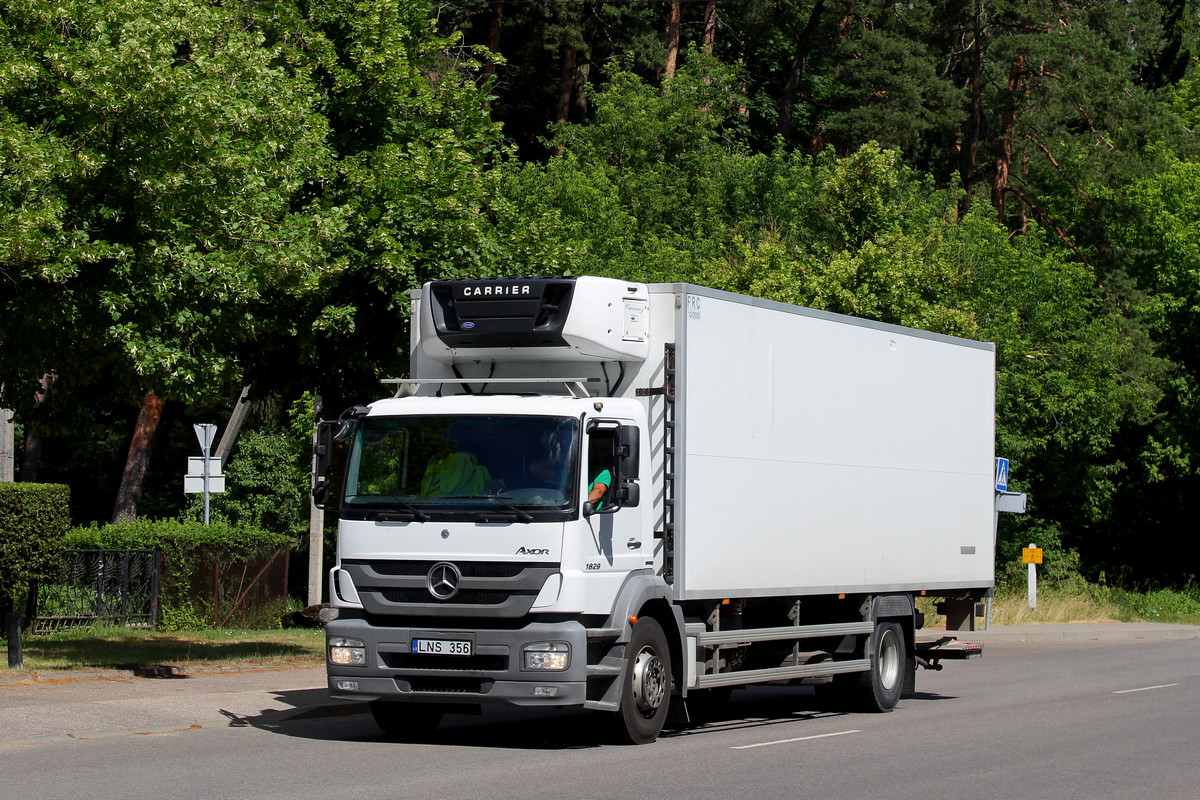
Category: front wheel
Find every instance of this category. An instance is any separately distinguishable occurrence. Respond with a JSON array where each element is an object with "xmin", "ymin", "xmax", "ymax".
[{"xmin": 613, "ymin": 617, "xmax": 672, "ymax": 744}]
